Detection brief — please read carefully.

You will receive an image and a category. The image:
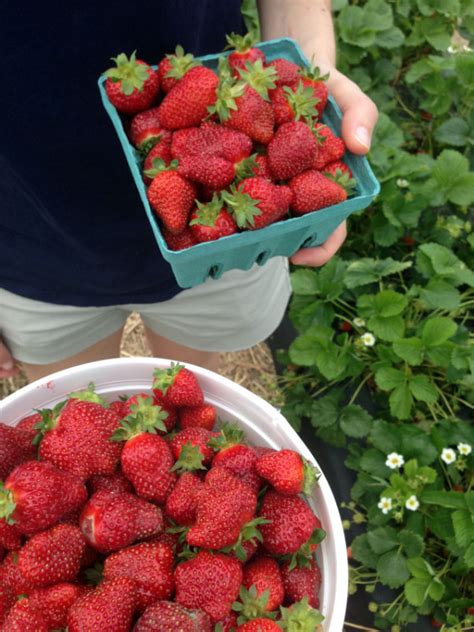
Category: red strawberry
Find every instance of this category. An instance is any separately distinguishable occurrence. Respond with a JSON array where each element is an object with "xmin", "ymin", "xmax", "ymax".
[
  {"xmin": 109, "ymin": 399, "xmax": 129, "ymax": 419},
  {"xmin": 143, "ymin": 142, "xmax": 173, "ymax": 186},
  {"xmin": 80, "ymin": 489, "xmax": 163, "ymax": 552},
  {"xmin": 88, "ymin": 470, "xmax": 134, "ymax": 495},
  {"xmin": 0, "ymin": 551, "xmax": 34, "ymax": 597},
  {"xmin": 0, "ymin": 597, "xmax": 48, "ymax": 632},
  {"xmin": 67, "ymin": 577, "xmax": 137, "ymax": 632},
  {"xmin": 14, "ymin": 413, "xmax": 40, "ymax": 454},
  {"xmin": 162, "ymin": 227, "xmax": 198, "ymax": 251},
  {"xmin": 251, "ymin": 154, "xmax": 272, "ymax": 180},
  {"xmin": 114, "ymin": 415, "xmax": 177, "ymax": 503},
  {"xmin": 217, "ymin": 612, "xmax": 239, "ymax": 631},
  {"xmin": 175, "ymin": 551, "xmax": 243, "ymax": 623},
  {"xmin": 178, "ymin": 152, "xmax": 236, "ymax": 190},
  {"xmin": 158, "ymin": 45, "xmax": 201, "ymax": 94},
  {"xmin": 266, "ymin": 58, "xmax": 299, "ymax": 88},
  {"xmin": 28, "ymin": 583, "xmax": 87, "ymax": 629},
  {"xmin": 130, "ymin": 107, "xmax": 172, "ymax": 154},
  {"xmin": 220, "ymin": 85, "xmax": 275, "ymax": 145},
  {"xmin": 104, "ymin": 52, "xmax": 160, "ymax": 115},
  {"xmin": 172, "ymin": 123, "xmax": 252, "ymax": 165},
  {"xmin": 210, "ymin": 425, "xmax": 261, "ymax": 493},
  {"xmin": 18, "ymin": 523, "xmax": 85, "ymax": 587},
  {"xmin": 1, "ymin": 460, "xmax": 87, "ymax": 536},
  {"xmin": 270, "ymin": 80, "xmax": 321, "ymax": 128},
  {"xmin": 289, "ymin": 169, "xmax": 347, "ymax": 214},
  {"xmin": 153, "ymin": 364, "xmax": 204, "ymax": 408},
  {"xmin": 170, "ymin": 427, "xmax": 216, "ymax": 469},
  {"xmin": 226, "ymin": 32, "xmax": 266, "ymax": 77},
  {"xmin": 104, "ymin": 541, "xmax": 174, "ymax": 611},
  {"xmin": 267, "ymin": 120, "xmax": 318, "ymax": 180},
  {"xmin": 179, "ymin": 404, "xmax": 217, "ymax": 431},
  {"xmin": 171, "ymin": 127, "xmax": 202, "ymax": 160},
  {"xmin": 0, "ymin": 520, "xmax": 22, "ymax": 551},
  {"xmin": 281, "ymin": 559, "xmax": 321, "ymax": 609},
  {"xmin": 159, "ymin": 66, "xmax": 218, "ymax": 129},
  {"xmin": 38, "ymin": 398, "xmax": 122, "ymax": 480},
  {"xmin": 189, "ymin": 196, "xmax": 238, "ymax": 243},
  {"xmin": 299, "ymin": 65, "xmax": 329, "ymax": 119},
  {"xmin": 259, "ymin": 491, "xmax": 322, "ymax": 555},
  {"xmin": 312, "ymin": 124, "xmax": 345, "ymax": 169},
  {"xmin": 165, "ymin": 471, "xmax": 204, "ymax": 525},
  {"xmin": 134, "ymin": 600, "xmax": 212, "ymax": 632},
  {"xmin": 236, "ymin": 619, "xmax": 282, "ymax": 632},
  {"xmin": 323, "ymin": 159, "xmax": 352, "ymax": 178},
  {"xmin": 123, "ymin": 392, "xmax": 170, "ymax": 433},
  {"xmin": 0, "ymin": 423, "xmax": 37, "ymax": 480},
  {"xmin": 146, "ymin": 162, "xmax": 196, "ymax": 235},
  {"xmin": 223, "ymin": 178, "xmax": 291, "ymax": 230},
  {"xmin": 256, "ymin": 449, "xmax": 318, "ymax": 496},
  {"xmin": 241, "ymin": 556, "xmax": 285, "ymax": 613},
  {"xmin": 0, "ymin": 547, "xmax": 4, "ymax": 563}
]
